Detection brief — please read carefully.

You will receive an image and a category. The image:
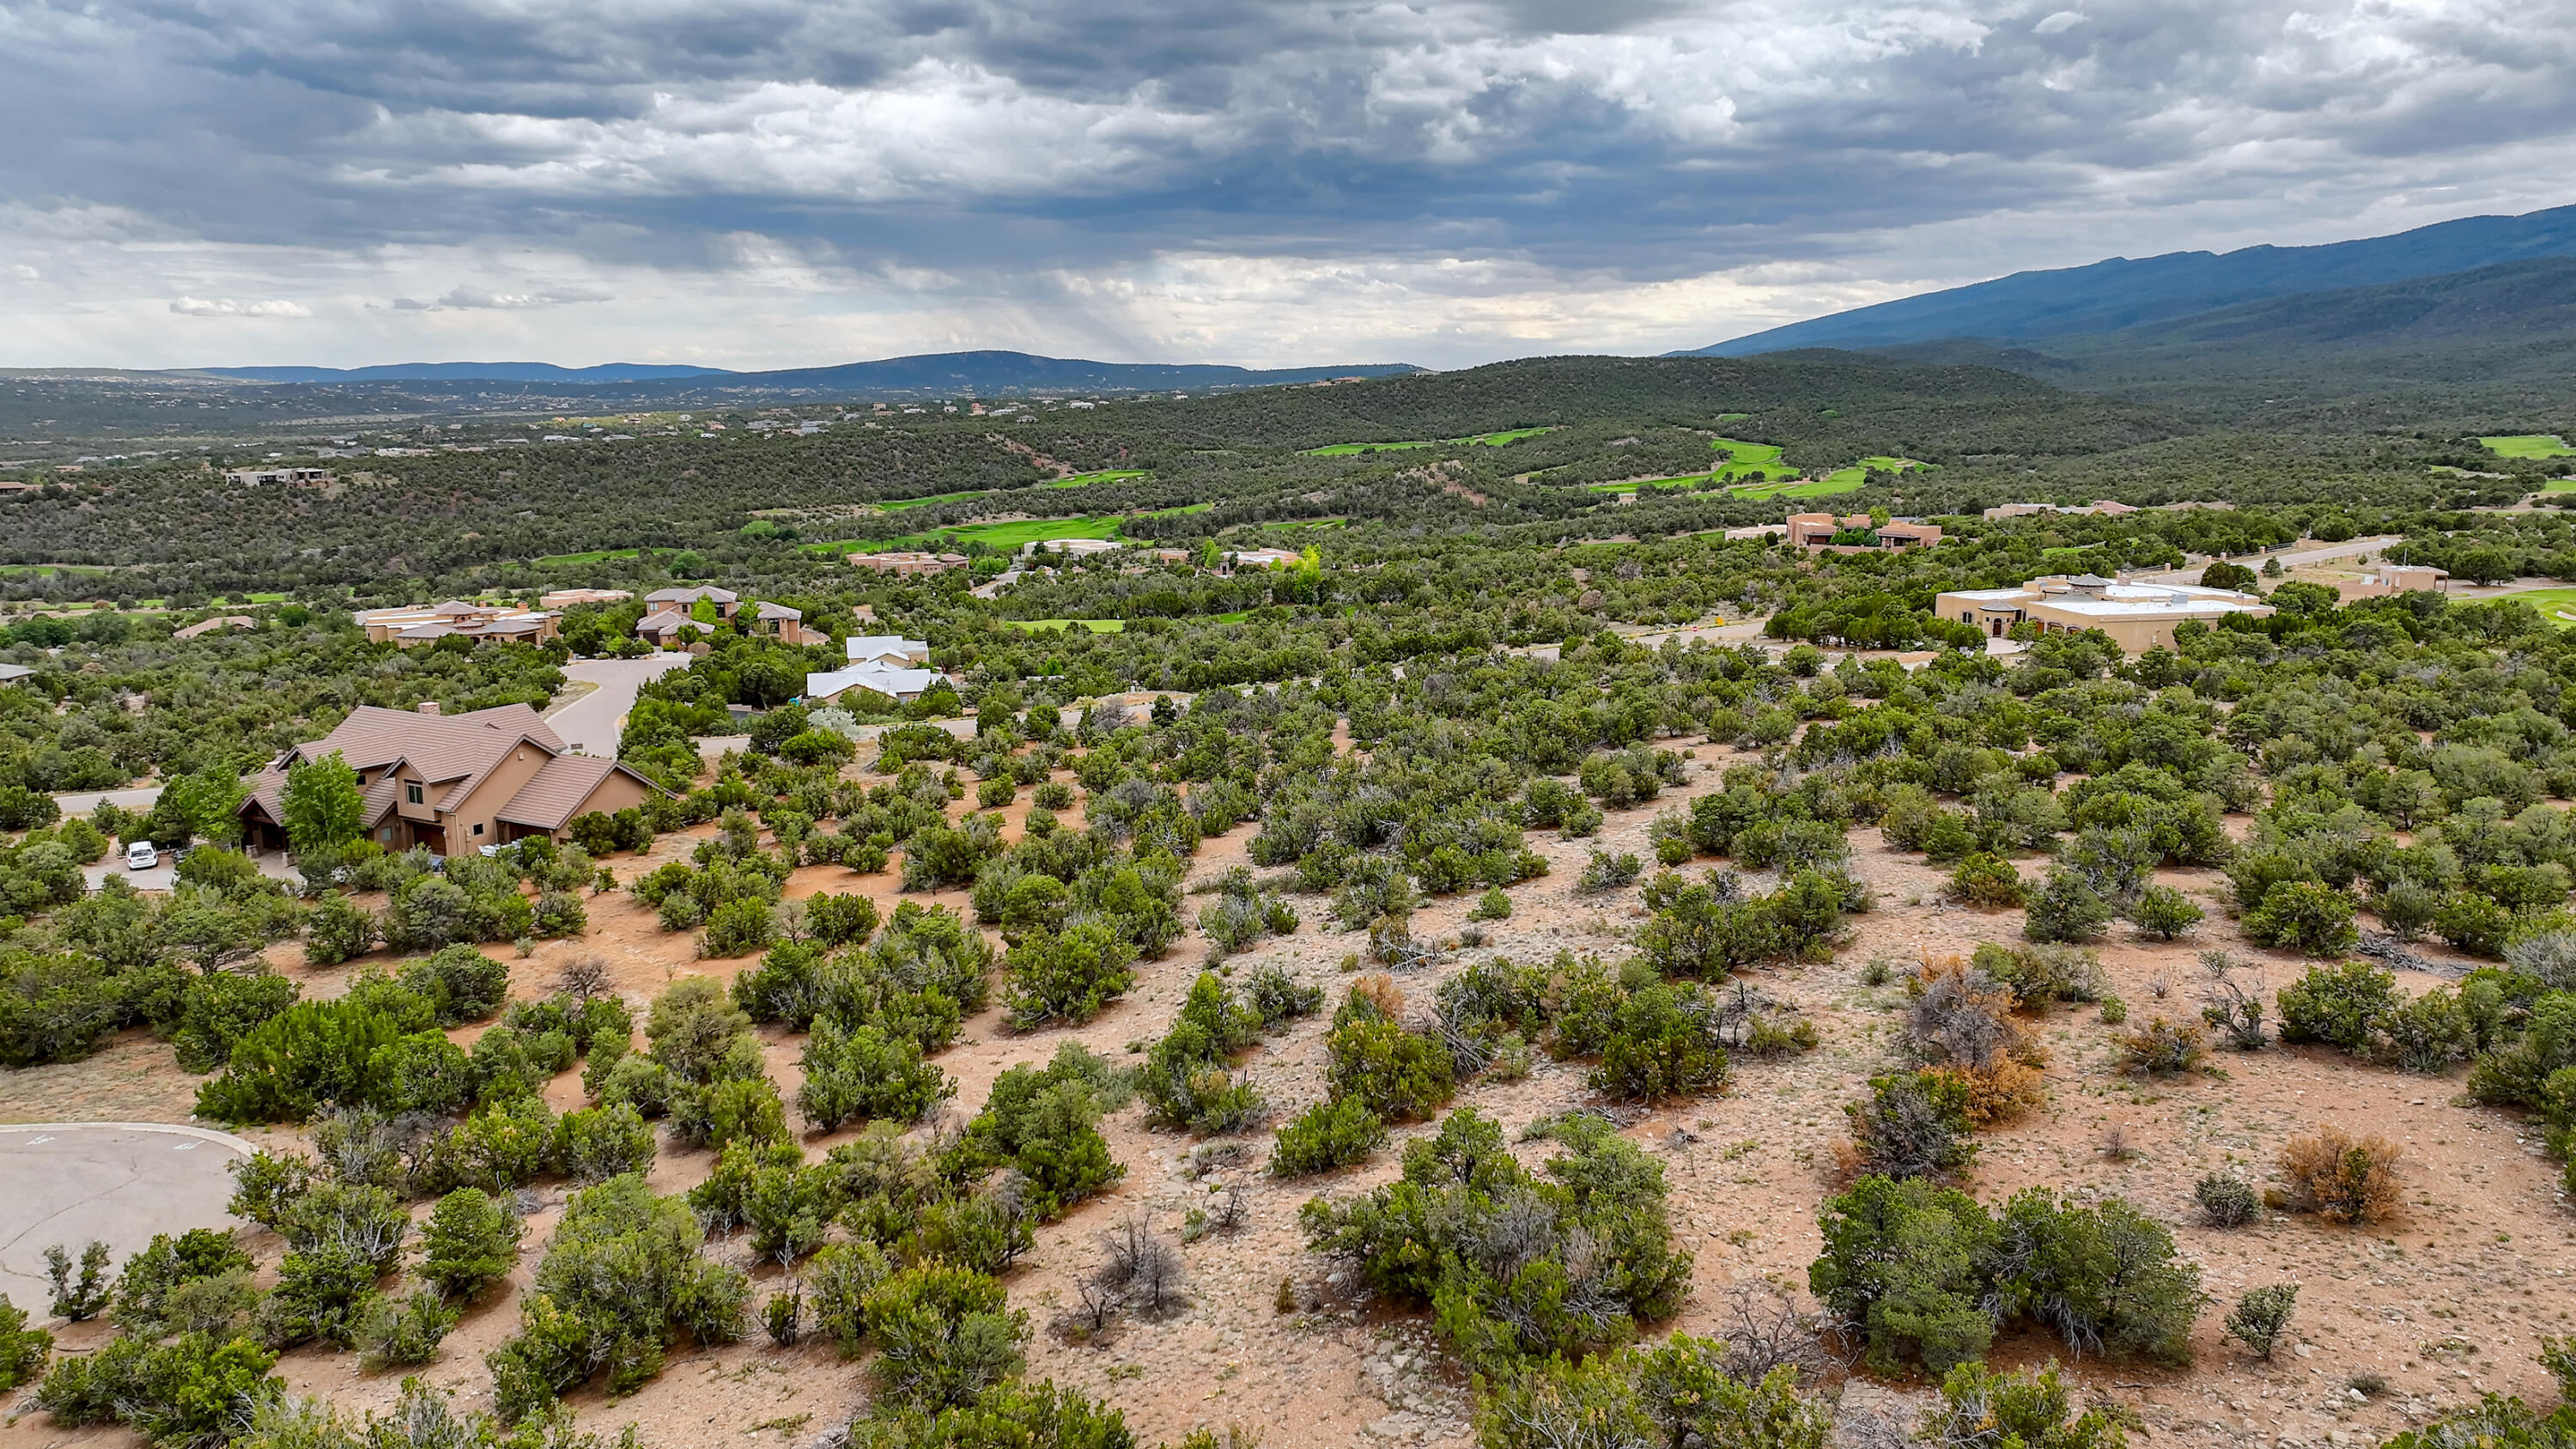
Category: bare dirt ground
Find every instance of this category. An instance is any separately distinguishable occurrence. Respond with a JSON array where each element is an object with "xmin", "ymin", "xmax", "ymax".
[{"xmin": 7, "ymin": 740, "xmax": 2575, "ymax": 1449}]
